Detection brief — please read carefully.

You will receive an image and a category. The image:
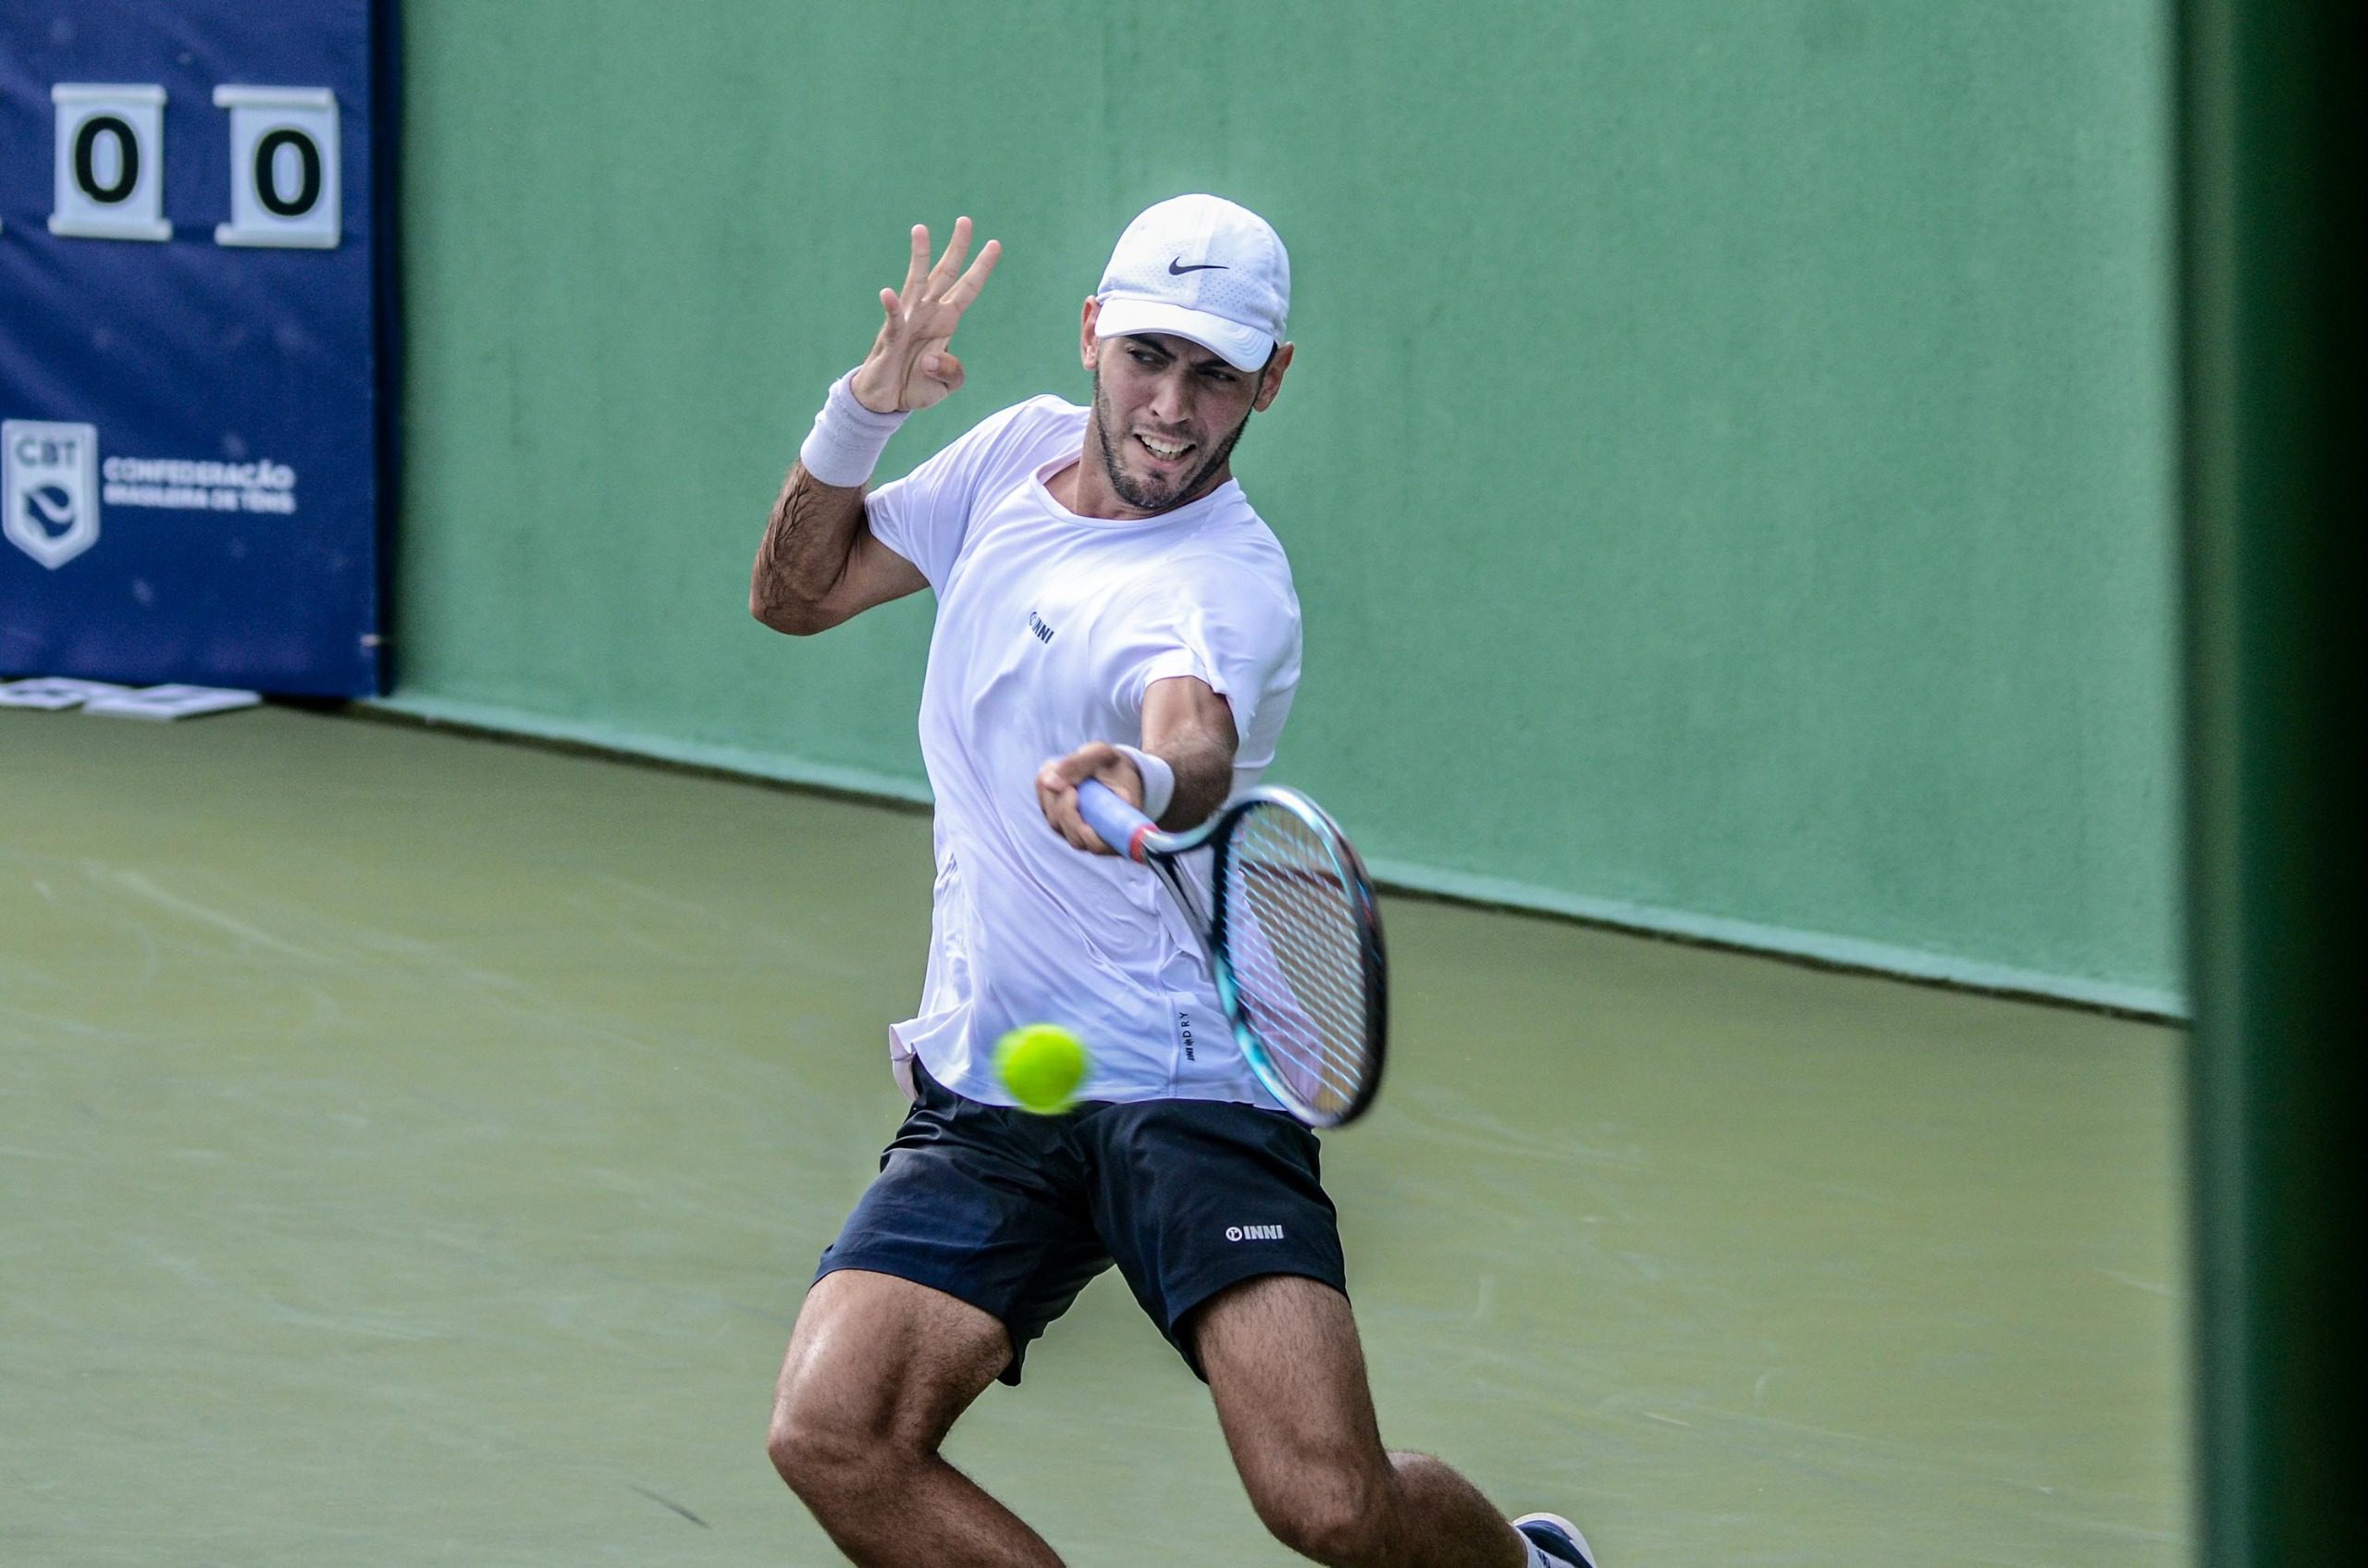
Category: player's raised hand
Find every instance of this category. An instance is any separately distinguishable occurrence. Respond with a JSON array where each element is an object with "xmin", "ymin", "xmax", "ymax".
[{"xmin": 849, "ymin": 217, "xmax": 1002, "ymax": 414}]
